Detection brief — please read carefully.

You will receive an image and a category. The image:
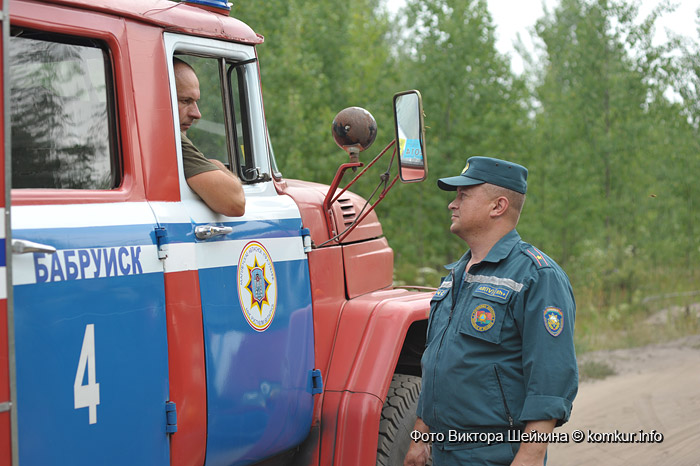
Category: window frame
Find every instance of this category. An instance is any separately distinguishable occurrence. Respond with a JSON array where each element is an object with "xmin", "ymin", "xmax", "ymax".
[
  {"xmin": 9, "ymin": 27, "xmax": 122, "ymax": 191},
  {"xmin": 164, "ymin": 33, "xmax": 272, "ymax": 206},
  {"xmin": 9, "ymin": 4, "xmax": 138, "ymax": 207},
  {"xmin": 226, "ymin": 58, "xmax": 261, "ymax": 182}
]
